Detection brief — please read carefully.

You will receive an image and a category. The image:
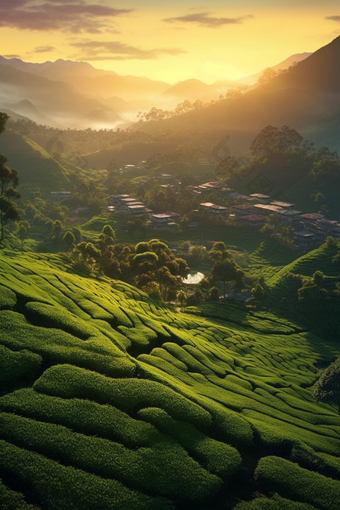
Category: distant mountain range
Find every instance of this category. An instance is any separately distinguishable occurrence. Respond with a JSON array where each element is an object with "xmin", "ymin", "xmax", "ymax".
[{"xmin": 0, "ymin": 51, "xmax": 312, "ymax": 130}]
